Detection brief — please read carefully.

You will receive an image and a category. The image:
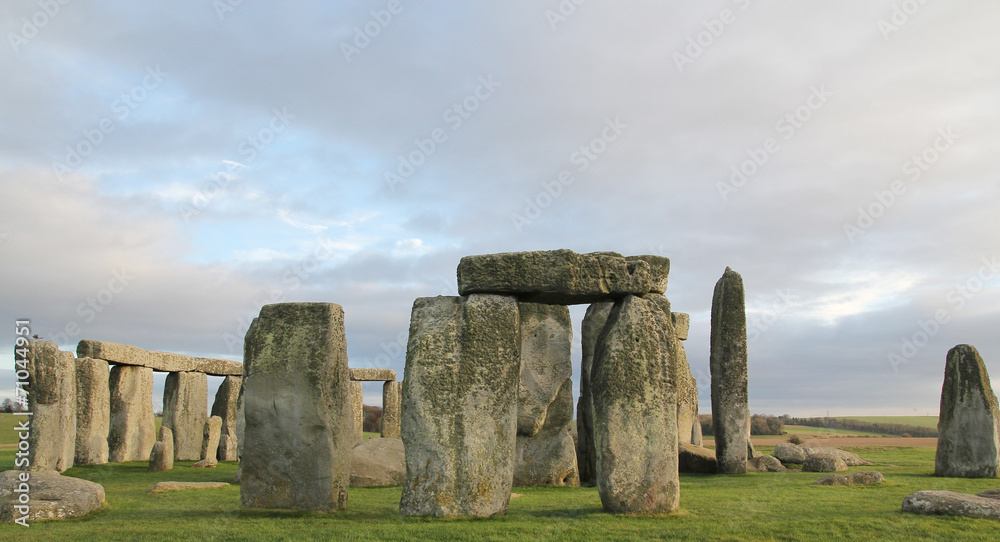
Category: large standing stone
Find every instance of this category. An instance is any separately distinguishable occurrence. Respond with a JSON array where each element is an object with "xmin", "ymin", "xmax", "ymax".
[
  {"xmin": 234, "ymin": 373, "xmax": 246, "ymax": 483},
  {"xmin": 514, "ymin": 379, "xmax": 580, "ymax": 486},
  {"xmin": 400, "ymin": 295, "xmax": 520, "ymax": 518},
  {"xmin": 211, "ymin": 375, "xmax": 241, "ymax": 461},
  {"xmin": 457, "ymin": 250, "xmax": 664, "ymax": 304},
  {"xmin": 108, "ymin": 365, "xmax": 155, "ymax": 463},
  {"xmin": 671, "ymin": 313, "xmax": 701, "ymax": 447},
  {"xmin": 162, "ymin": 371, "xmax": 208, "ymax": 461},
  {"xmin": 0, "ymin": 470, "xmax": 104, "ymax": 522},
  {"xmin": 381, "ymin": 381, "xmax": 402, "ymax": 439},
  {"xmin": 935, "ymin": 344, "xmax": 1000, "ymax": 478},
  {"xmin": 23, "ymin": 341, "xmax": 76, "ymax": 472},
  {"xmin": 576, "ymin": 301, "xmax": 613, "ymax": 486},
  {"xmin": 592, "ymin": 295, "xmax": 679, "ymax": 514},
  {"xmin": 149, "ymin": 426, "xmax": 174, "ymax": 472},
  {"xmin": 74, "ymin": 357, "xmax": 110, "ymax": 465},
  {"xmin": 241, "ymin": 303, "xmax": 353, "ymax": 512},
  {"xmin": 517, "ymin": 302, "xmax": 572, "ymax": 436},
  {"xmin": 710, "ymin": 267, "xmax": 750, "ymax": 474},
  {"xmin": 351, "ymin": 381, "xmax": 364, "ymax": 444},
  {"xmin": 193, "ymin": 416, "xmax": 222, "ymax": 468}
]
